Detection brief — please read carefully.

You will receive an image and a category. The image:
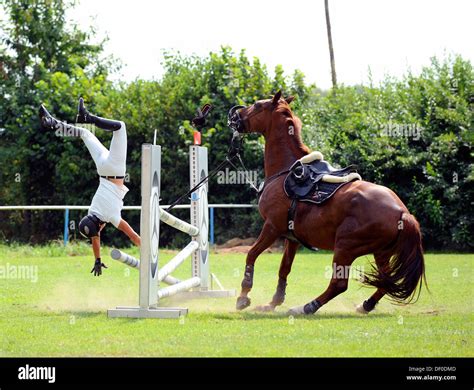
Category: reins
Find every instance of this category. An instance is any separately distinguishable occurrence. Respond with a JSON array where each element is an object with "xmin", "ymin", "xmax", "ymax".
[
  {"xmin": 257, "ymin": 169, "xmax": 291, "ymax": 197},
  {"xmin": 166, "ymin": 147, "xmax": 240, "ymax": 211},
  {"xmin": 166, "ymin": 102, "xmax": 290, "ymax": 211},
  {"xmin": 167, "ymin": 137, "xmax": 282, "ymax": 211}
]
